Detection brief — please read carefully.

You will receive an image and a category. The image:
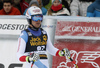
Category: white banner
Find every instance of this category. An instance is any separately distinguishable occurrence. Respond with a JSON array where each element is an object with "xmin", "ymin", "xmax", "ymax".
[{"xmin": 0, "ymin": 18, "xmax": 28, "ymax": 35}]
